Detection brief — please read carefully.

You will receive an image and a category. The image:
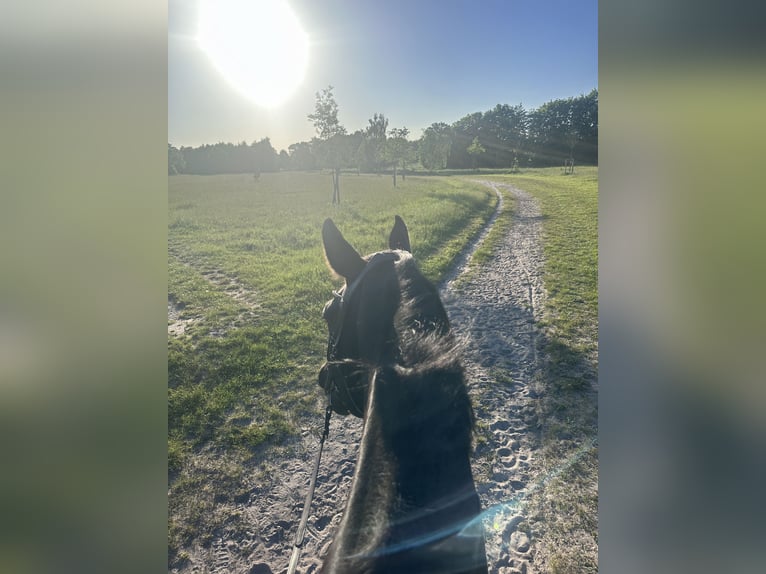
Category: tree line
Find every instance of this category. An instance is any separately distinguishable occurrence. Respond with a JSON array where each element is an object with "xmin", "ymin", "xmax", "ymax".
[{"xmin": 168, "ymin": 88, "xmax": 597, "ymax": 176}]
